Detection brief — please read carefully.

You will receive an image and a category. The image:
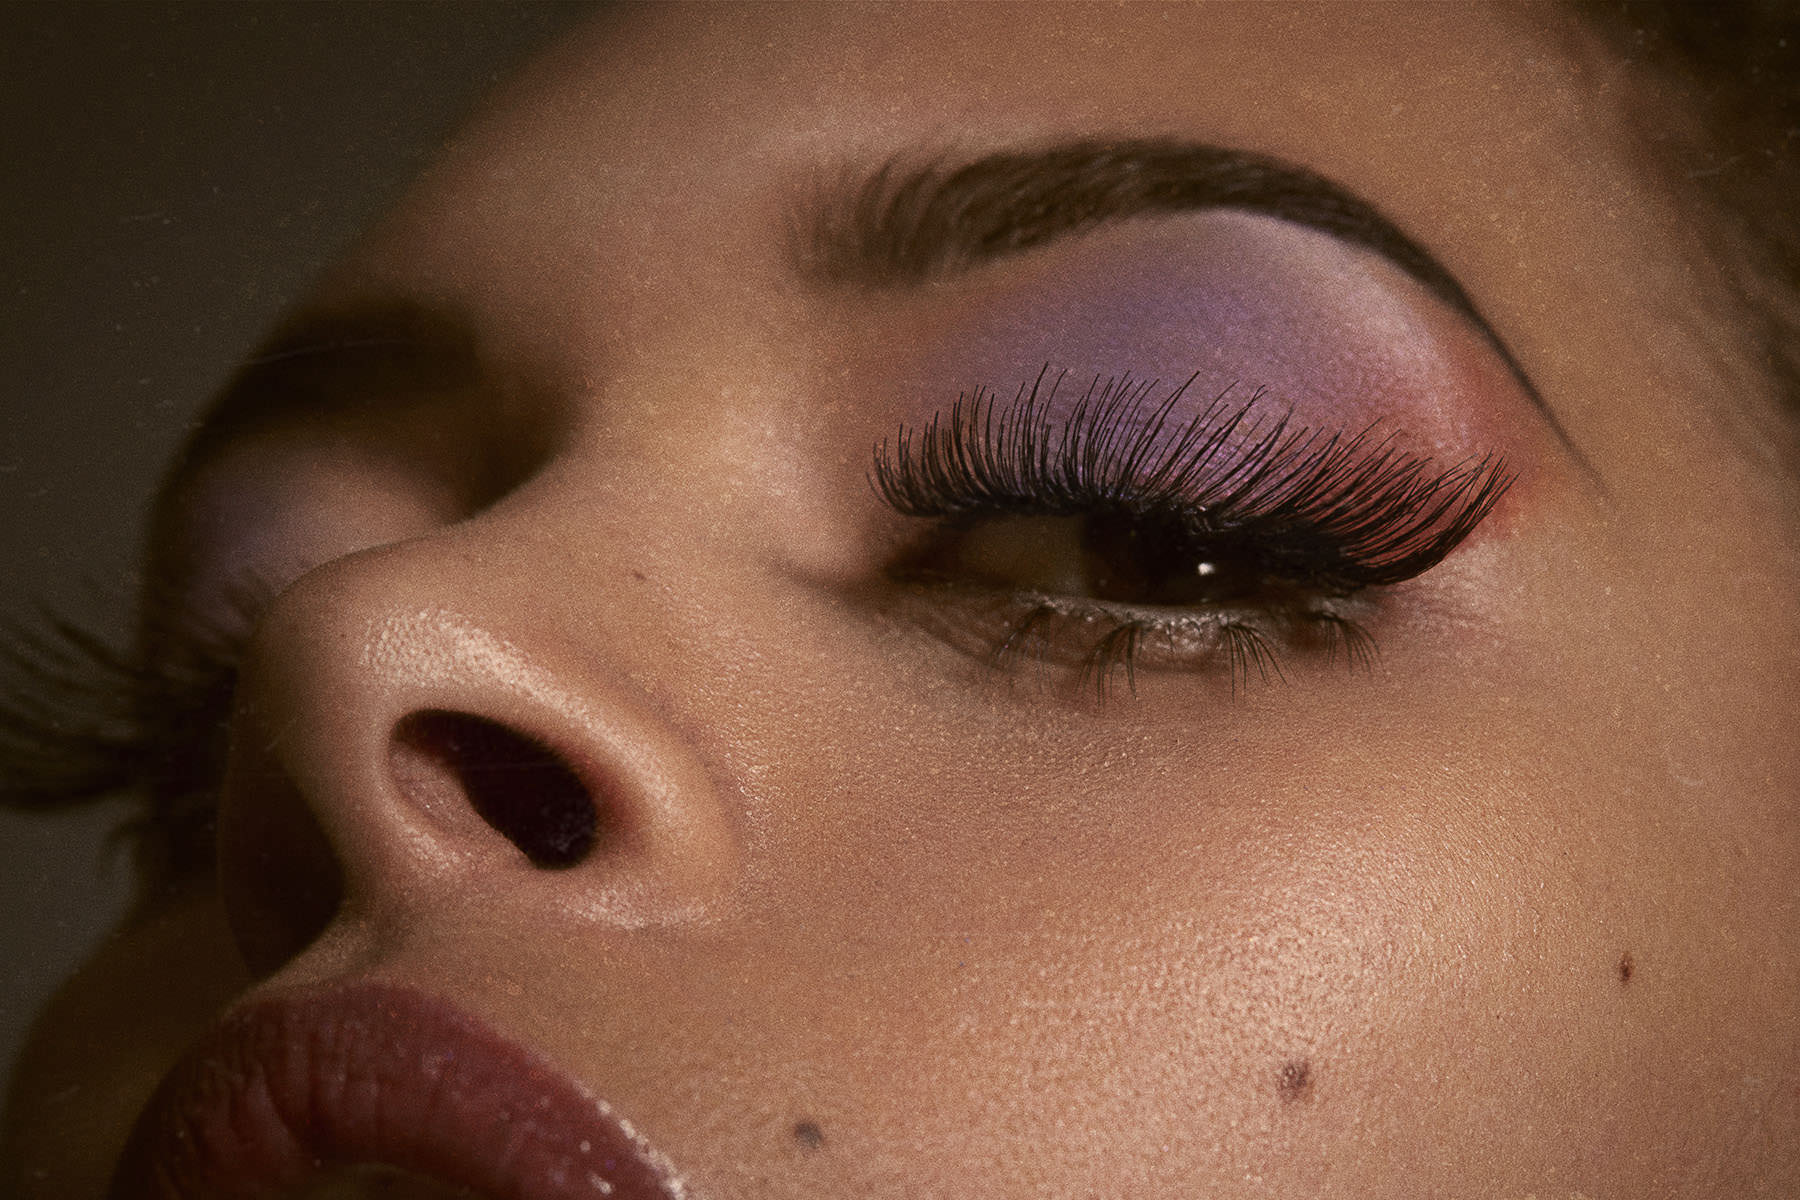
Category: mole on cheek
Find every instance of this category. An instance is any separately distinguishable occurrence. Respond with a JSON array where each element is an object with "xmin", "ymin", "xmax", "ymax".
[
  {"xmin": 1276, "ymin": 1059, "xmax": 1314, "ymax": 1104},
  {"xmin": 1618, "ymin": 950, "xmax": 1634, "ymax": 986},
  {"xmin": 791, "ymin": 1120, "xmax": 825, "ymax": 1151}
]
